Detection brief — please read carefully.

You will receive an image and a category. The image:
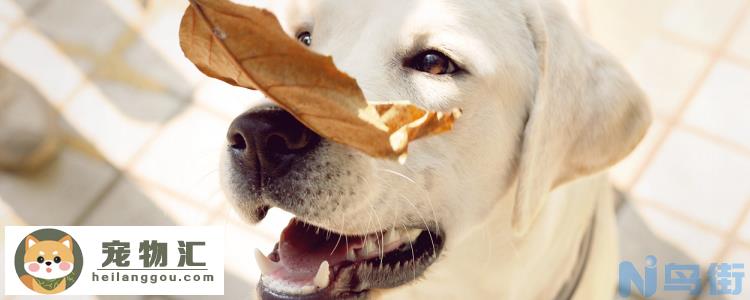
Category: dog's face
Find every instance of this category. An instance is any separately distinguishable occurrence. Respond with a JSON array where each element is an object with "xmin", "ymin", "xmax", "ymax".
[
  {"xmin": 220, "ymin": 0, "xmax": 650, "ymax": 298},
  {"xmin": 23, "ymin": 235, "xmax": 75, "ymax": 280}
]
